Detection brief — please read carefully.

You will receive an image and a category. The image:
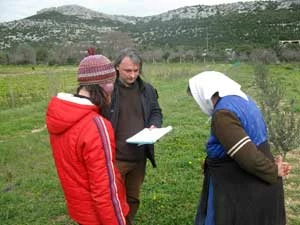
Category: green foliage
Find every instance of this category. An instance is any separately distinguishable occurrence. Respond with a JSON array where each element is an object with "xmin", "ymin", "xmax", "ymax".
[
  {"xmin": 123, "ymin": 5, "xmax": 300, "ymax": 50},
  {"xmin": 0, "ymin": 51, "xmax": 8, "ymax": 64},
  {"xmin": 0, "ymin": 63, "xmax": 299, "ymax": 225},
  {"xmin": 253, "ymin": 64, "xmax": 300, "ymax": 158},
  {"xmin": 36, "ymin": 47, "xmax": 49, "ymax": 64}
]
